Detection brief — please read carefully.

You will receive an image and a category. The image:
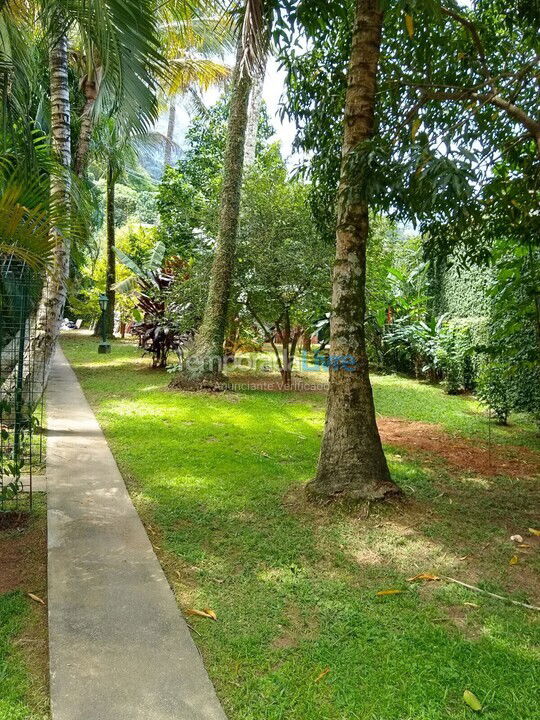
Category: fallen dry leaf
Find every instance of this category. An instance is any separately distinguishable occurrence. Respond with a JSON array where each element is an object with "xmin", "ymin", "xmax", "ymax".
[
  {"xmin": 407, "ymin": 572, "xmax": 440, "ymax": 582},
  {"xmin": 186, "ymin": 608, "xmax": 217, "ymax": 621},
  {"xmin": 464, "ymin": 602, "xmax": 479, "ymax": 608},
  {"xmin": 28, "ymin": 593, "xmax": 45, "ymax": 606},
  {"xmin": 510, "ymin": 534, "xmax": 523, "ymax": 543},
  {"xmin": 528, "ymin": 528, "xmax": 540, "ymax": 537},
  {"xmin": 376, "ymin": 589, "xmax": 404, "ymax": 596},
  {"xmin": 463, "ymin": 689, "xmax": 482, "ymax": 712},
  {"xmin": 509, "ymin": 555, "xmax": 519, "ymax": 565},
  {"xmin": 518, "ymin": 543, "xmax": 532, "ymax": 549},
  {"xmin": 314, "ymin": 668, "xmax": 330, "ymax": 683},
  {"xmin": 405, "ymin": 13, "xmax": 414, "ymax": 38}
]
